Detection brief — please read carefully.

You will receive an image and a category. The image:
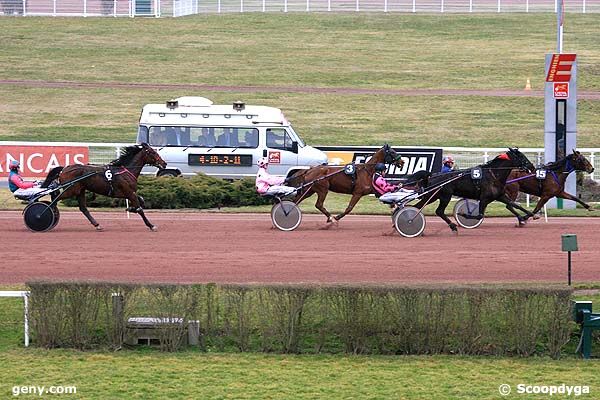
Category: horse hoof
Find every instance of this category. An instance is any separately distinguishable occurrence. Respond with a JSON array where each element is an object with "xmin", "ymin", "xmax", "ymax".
[
  {"xmin": 150, "ymin": 226, "xmax": 158, "ymax": 232},
  {"xmin": 95, "ymin": 225, "xmax": 104, "ymax": 231},
  {"xmin": 532, "ymin": 213, "xmax": 541, "ymax": 220}
]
